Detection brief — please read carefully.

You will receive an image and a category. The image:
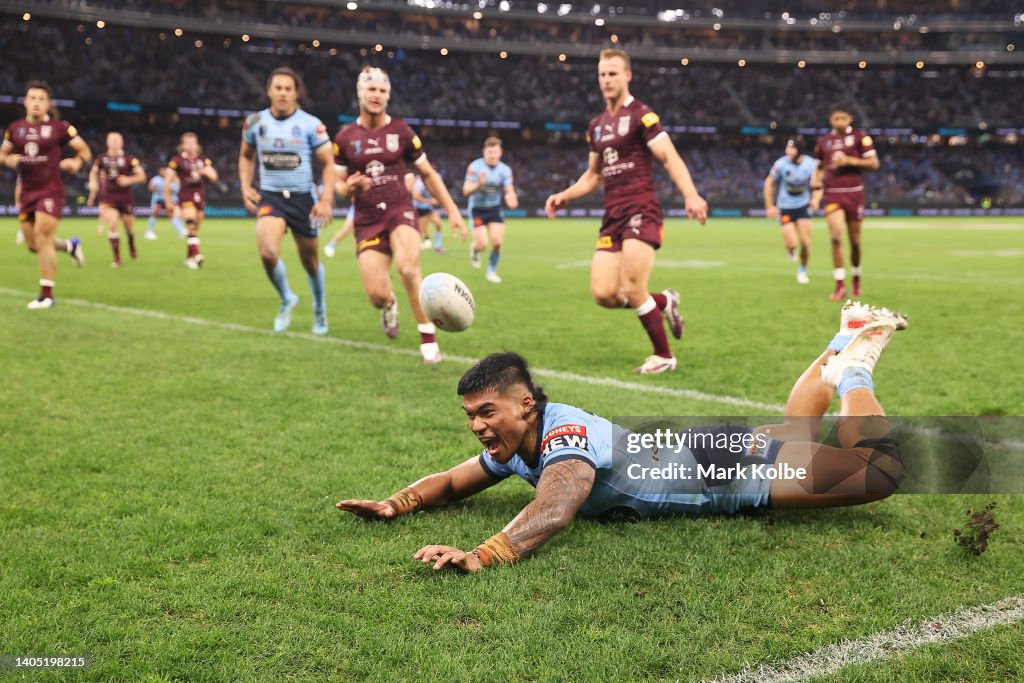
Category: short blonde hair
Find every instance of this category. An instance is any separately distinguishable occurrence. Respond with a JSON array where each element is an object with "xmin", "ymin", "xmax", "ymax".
[
  {"xmin": 483, "ymin": 136, "xmax": 502, "ymax": 148},
  {"xmin": 599, "ymin": 48, "xmax": 631, "ymax": 70}
]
